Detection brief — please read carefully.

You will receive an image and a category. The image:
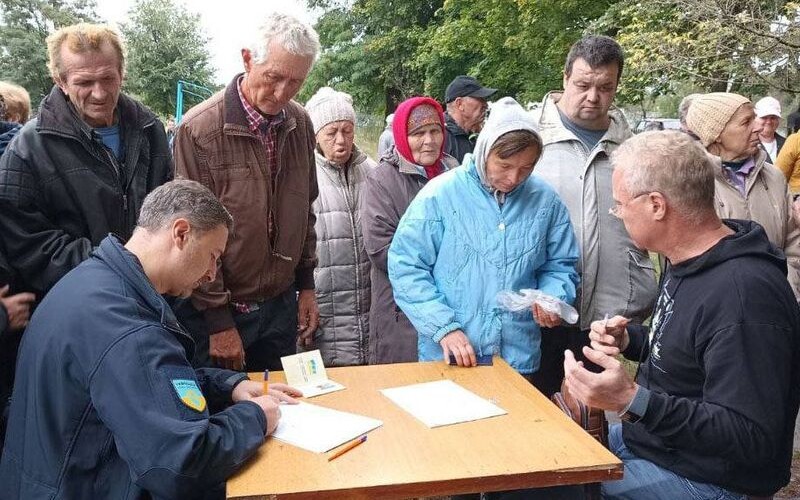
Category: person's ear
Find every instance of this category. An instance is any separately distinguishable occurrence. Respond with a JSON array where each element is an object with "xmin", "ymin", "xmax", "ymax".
[
  {"xmin": 241, "ymin": 48, "xmax": 253, "ymax": 73},
  {"xmin": 651, "ymin": 192, "xmax": 667, "ymax": 221},
  {"xmin": 54, "ymin": 74, "xmax": 68, "ymax": 95},
  {"xmin": 172, "ymin": 218, "xmax": 191, "ymax": 250}
]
